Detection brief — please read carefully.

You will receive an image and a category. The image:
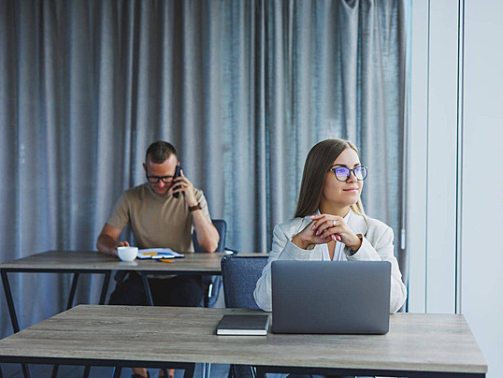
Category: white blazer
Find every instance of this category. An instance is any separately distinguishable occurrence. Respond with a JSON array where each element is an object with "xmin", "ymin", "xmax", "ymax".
[{"xmin": 253, "ymin": 210, "xmax": 407, "ymax": 313}]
